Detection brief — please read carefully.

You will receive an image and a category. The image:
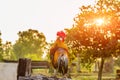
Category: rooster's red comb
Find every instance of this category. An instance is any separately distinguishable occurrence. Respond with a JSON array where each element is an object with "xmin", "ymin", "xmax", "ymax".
[{"xmin": 57, "ymin": 31, "xmax": 66, "ymax": 38}]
